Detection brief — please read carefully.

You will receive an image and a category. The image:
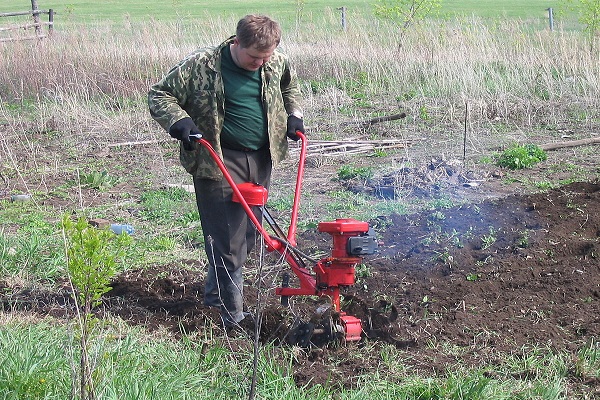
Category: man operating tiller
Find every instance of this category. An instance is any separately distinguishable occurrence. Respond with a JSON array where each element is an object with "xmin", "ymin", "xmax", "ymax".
[{"xmin": 148, "ymin": 14, "xmax": 304, "ymax": 330}]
